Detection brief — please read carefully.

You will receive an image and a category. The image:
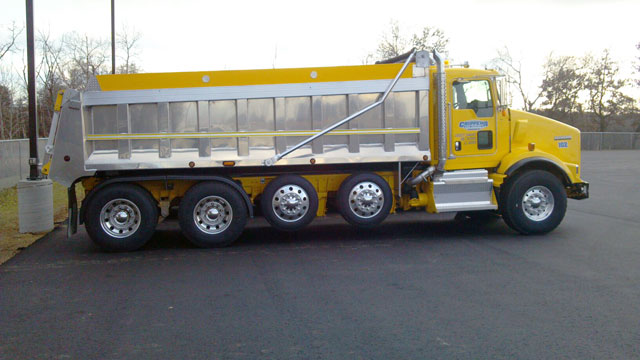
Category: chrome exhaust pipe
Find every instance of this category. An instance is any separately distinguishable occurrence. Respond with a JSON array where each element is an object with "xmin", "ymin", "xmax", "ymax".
[
  {"xmin": 407, "ymin": 166, "xmax": 436, "ymax": 186},
  {"xmin": 433, "ymin": 50, "xmax": 447, "ymax": 172}
]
